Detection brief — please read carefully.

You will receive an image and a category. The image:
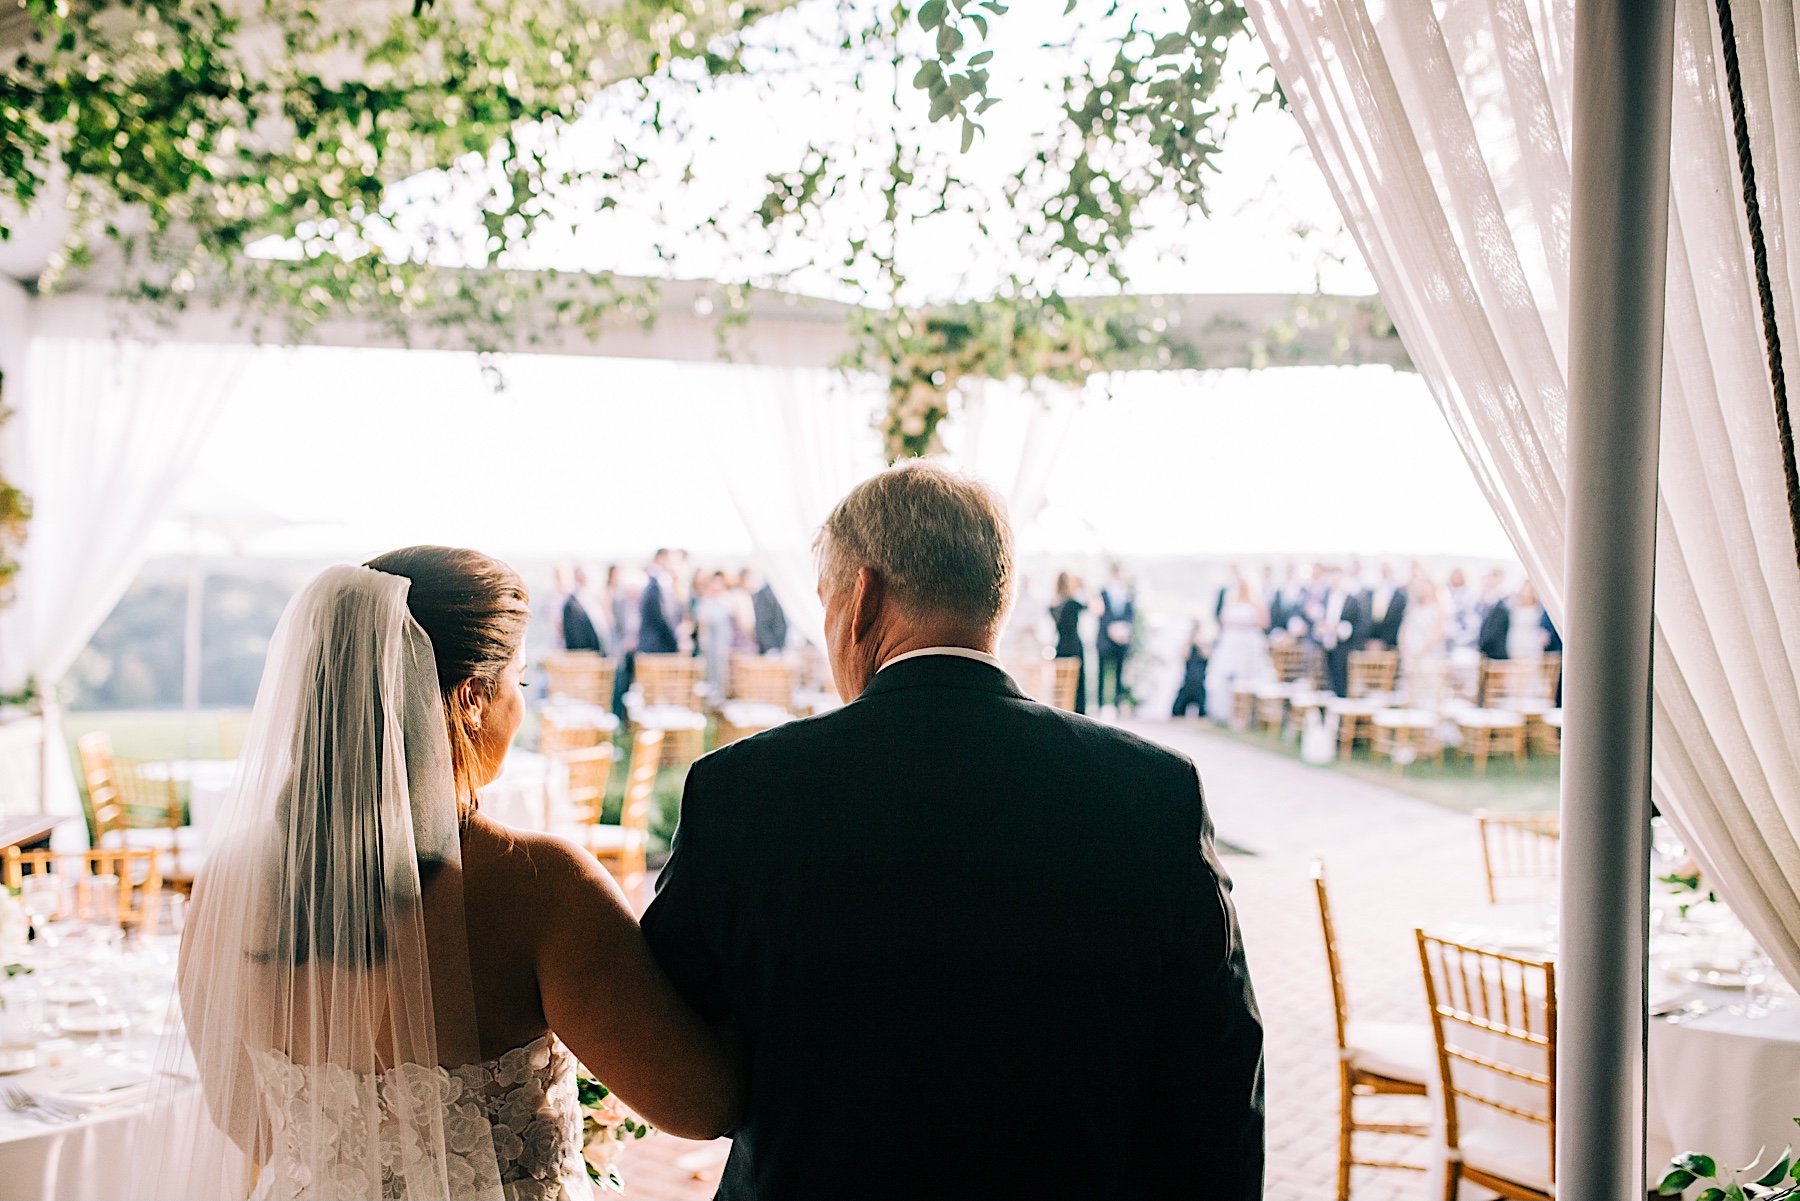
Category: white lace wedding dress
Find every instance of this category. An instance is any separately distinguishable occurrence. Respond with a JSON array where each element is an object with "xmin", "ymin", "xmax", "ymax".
[{"xmin": 250, "ymin": 1032, "xmax": 592, "ymax": 1201}]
